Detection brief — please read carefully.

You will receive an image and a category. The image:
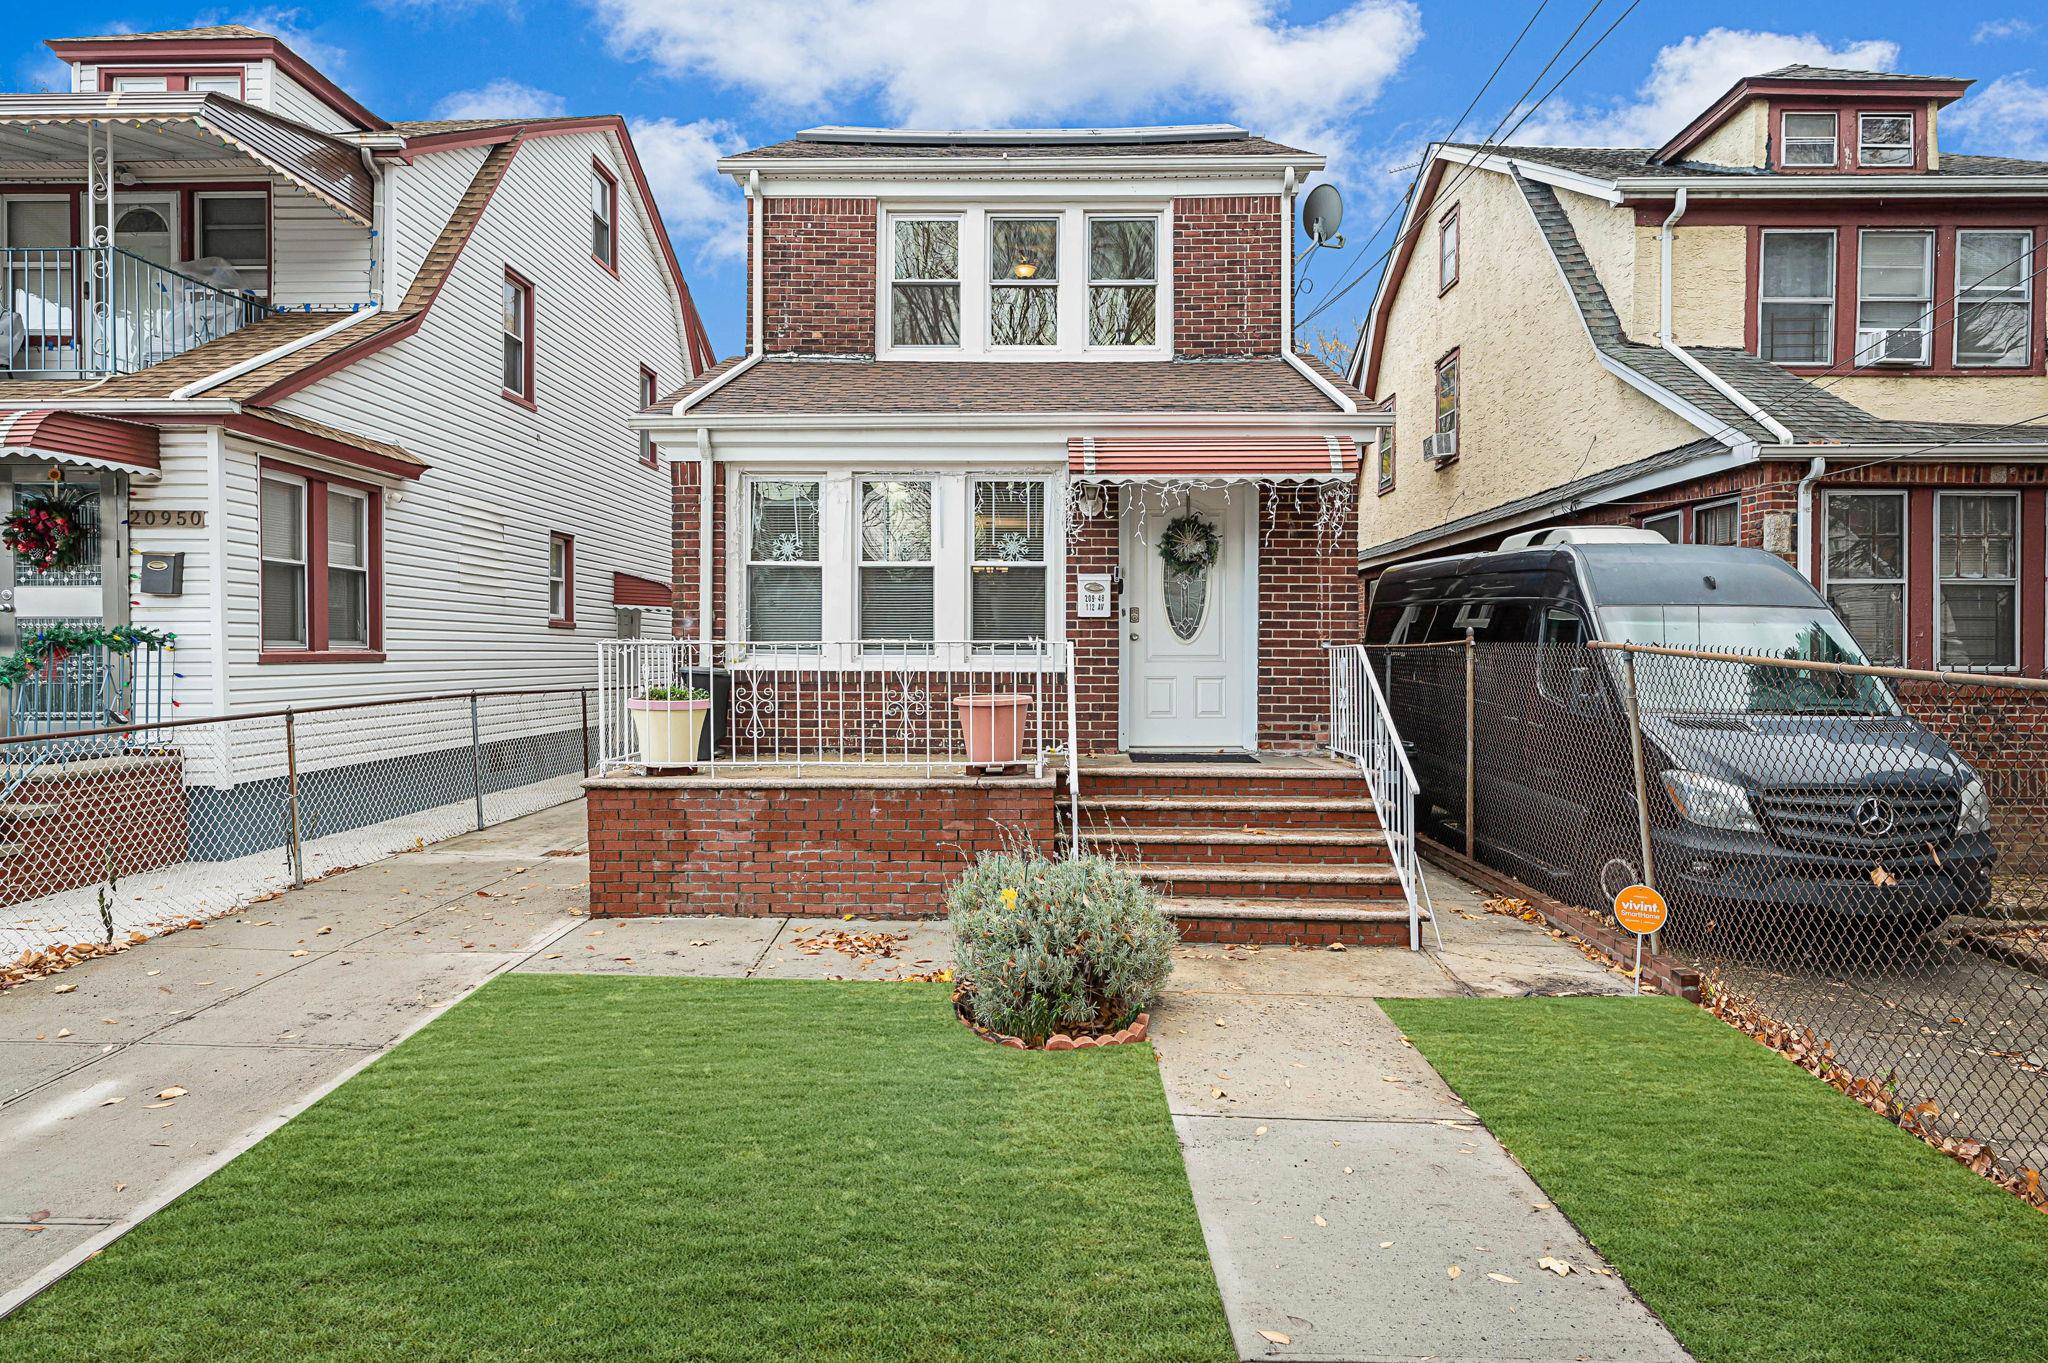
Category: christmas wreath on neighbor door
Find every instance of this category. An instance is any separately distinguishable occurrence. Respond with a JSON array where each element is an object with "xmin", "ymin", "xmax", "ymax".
[
  {"xmin": 1158, "ymin": 512, "xmax": 1221, "ymax": 577},
  {"xmin": 3, "ymin": 487, "xmax": 94, "ymax": 575}
]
